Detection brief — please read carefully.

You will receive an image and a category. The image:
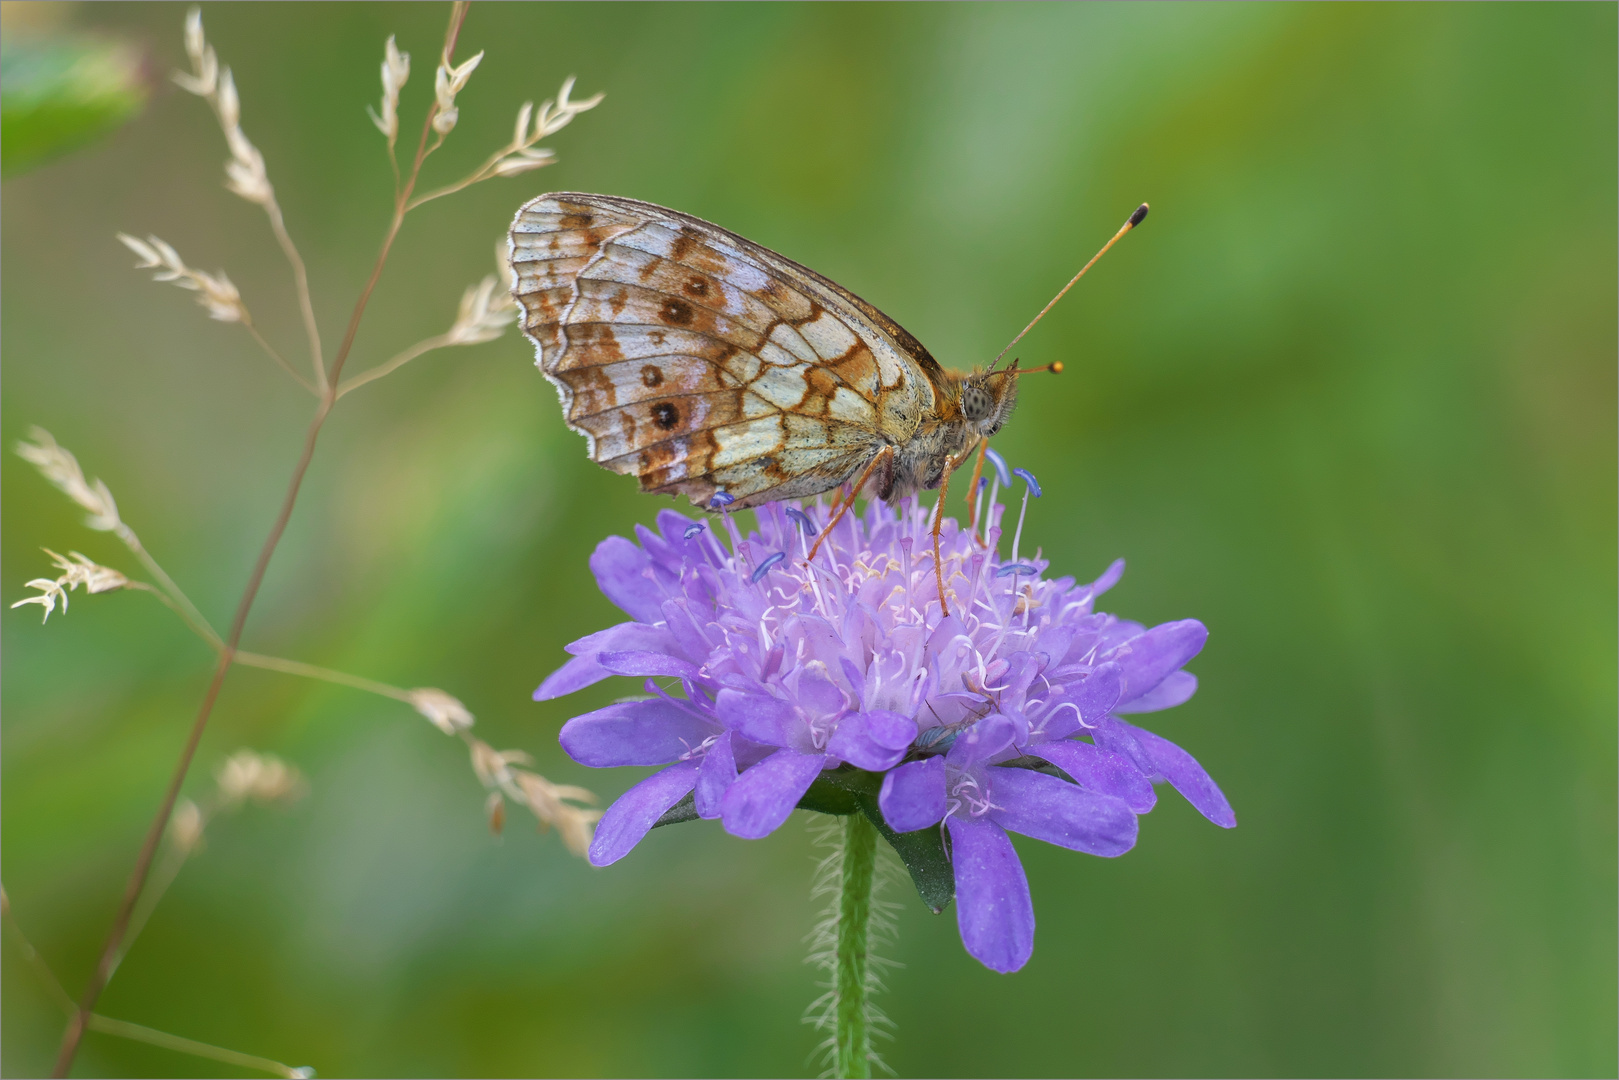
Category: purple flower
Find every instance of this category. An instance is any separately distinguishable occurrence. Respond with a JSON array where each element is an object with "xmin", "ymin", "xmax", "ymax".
[{"xmin": 541, "ymin": 481, "xmax": 1234, "ymax": 972}]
